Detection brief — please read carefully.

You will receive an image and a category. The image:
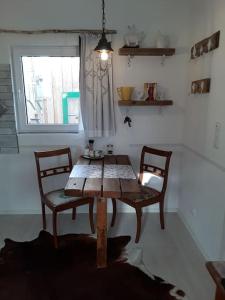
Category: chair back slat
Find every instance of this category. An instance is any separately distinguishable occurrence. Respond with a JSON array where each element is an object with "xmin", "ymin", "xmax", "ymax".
[
  {"xmin": 34, "ymin": 147, "xmax": 73, "ymax": 198},
  {"xmin": 142, "ymin": 164, "xmax": 165, "ymax": 177},
  {"xmin": 139, "ymin": 146, "xmax": 172, "ymax": 194},
  {"xmin": 141, "ymin": 146, "xmax": 171, "ymax": 157},
  {"xmin": 35, "ymin": 148, "xmax": 72, "ymax": 158},
  {"xmin": 40, "ymin": 165, "xmax": 71, "ymax": 178}
]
